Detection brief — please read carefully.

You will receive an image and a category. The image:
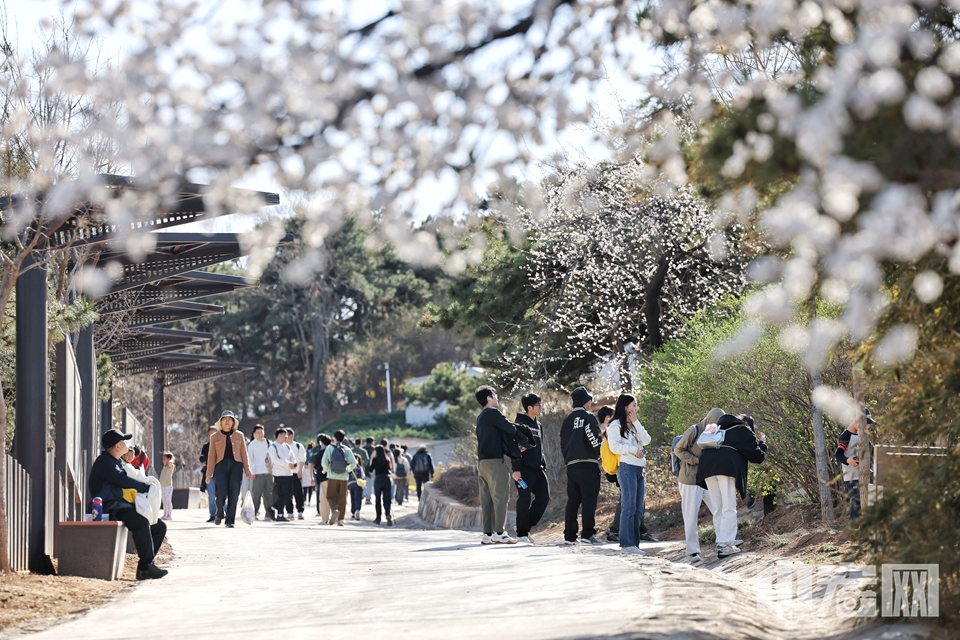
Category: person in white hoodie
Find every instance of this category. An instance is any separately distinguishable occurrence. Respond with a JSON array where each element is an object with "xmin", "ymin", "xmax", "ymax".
[{"xmin": 605, "ymin": 393, "xmax": 658, "ymax": 555}]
